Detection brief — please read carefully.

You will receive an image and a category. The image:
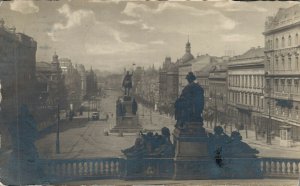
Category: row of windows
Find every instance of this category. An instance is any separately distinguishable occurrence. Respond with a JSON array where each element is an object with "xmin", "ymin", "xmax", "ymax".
[
  {"xmin": 228, "ymin": 75, "xmax": 264, "ymax": 89},
  {"xmin": 266, "ymin": 33, "xmax": 299, "ymax": 50},
  {"xmin": 272, "ymin": 54, "xmax": 300, "ymax": 71},
  {"xmin": 274, "ymin": 105, "xmax": 299, "ymax": 119},
  {"xmin": 229, "ymin": 91, "xmax": 264, "ymax": 109},
  {"xmin": 274, "ymin": 79, "xmax": 300, "ymax": 93}
]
